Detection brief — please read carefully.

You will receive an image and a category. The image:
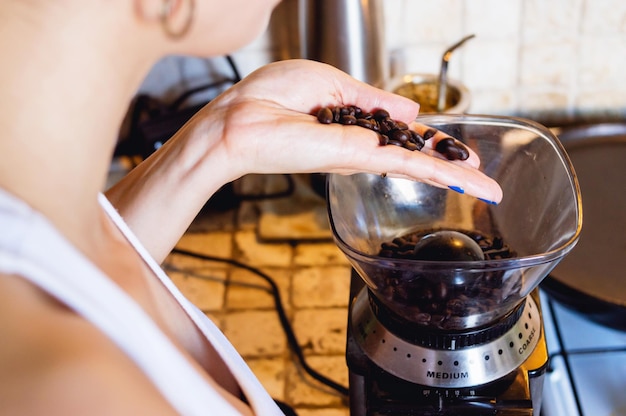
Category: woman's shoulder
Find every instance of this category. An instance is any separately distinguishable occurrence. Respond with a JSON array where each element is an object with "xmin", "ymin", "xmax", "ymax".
[{"xmin": 0, "ymin": 273, "xmax": 178, "ymax": 415}]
